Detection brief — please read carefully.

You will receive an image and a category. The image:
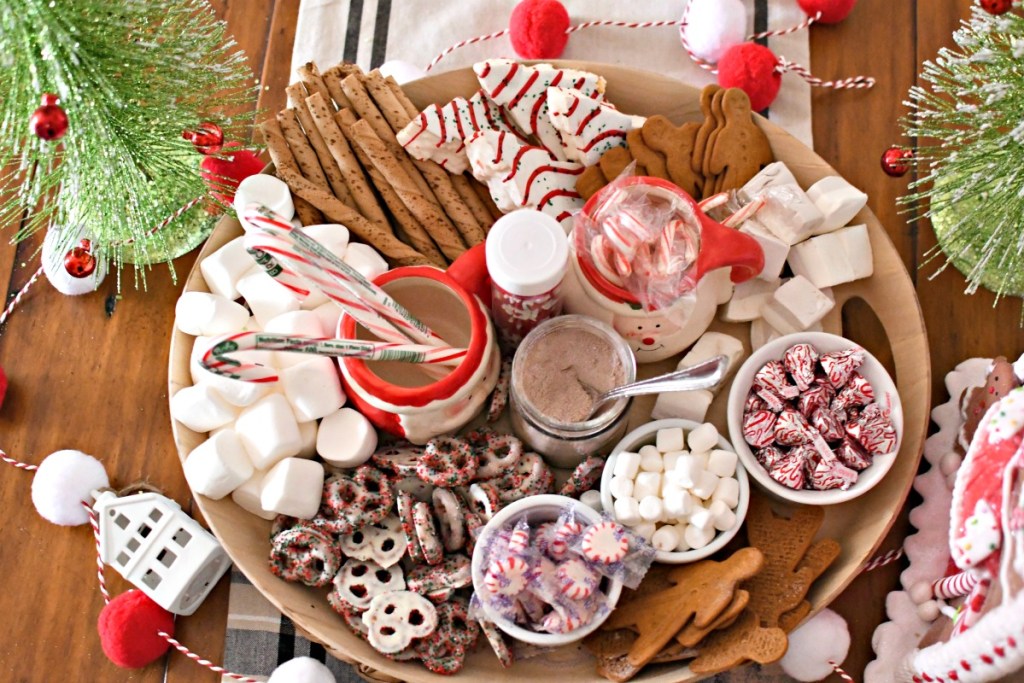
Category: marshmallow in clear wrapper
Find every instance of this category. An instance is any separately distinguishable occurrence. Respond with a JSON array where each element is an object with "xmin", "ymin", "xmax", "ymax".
[
  {"xmin": 281, "ymin": 357, "xmax": 346, "ymax": 423},
  {"xmin": 183, "ymin": 430, "xmax": 254, "ymax": 500},
  {"xmin": 234, "ymin": 393, "xmax": 303, "ymax": 469},
  {"xmin": 200, "ymin": 235, "xmax": 252, "ymax": 300},
  {"xmin": 234, "ymin": 177, "xmax": 294, "ymax": 229},
  {"xmin": 175, "ymin": 291, "xmax": 249, "ymax": 337},
  {"xmin": 260, "ymin": 457, "xmax": 325, "ymax": 519},
  {"xmin": 170, "ymin": 383, "xmax": 239, "ymax": 433},
  {"xmin": 805, "ymin": 175, "xmax": 868, "ymax": 235},
  {"xmin": 316, "ymin": 407, "xmax": 377, "ymax": 468}
]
